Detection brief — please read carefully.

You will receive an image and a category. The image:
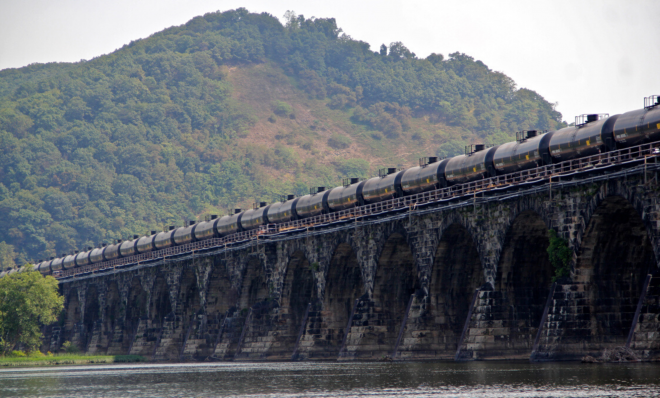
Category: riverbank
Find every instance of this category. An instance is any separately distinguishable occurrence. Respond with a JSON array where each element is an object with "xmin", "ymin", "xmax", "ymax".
[{"xmin": 0, "ymin": 354, "xmax": 146, "ymax": 367}]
